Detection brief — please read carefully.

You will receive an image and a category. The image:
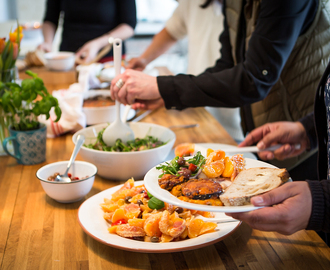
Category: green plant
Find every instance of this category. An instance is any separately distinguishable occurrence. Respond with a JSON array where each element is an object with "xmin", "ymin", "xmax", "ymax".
[{"xmin": 0, "ymin": 70, "xmax": 61, "ymax": 131}]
